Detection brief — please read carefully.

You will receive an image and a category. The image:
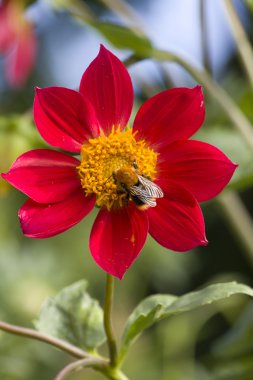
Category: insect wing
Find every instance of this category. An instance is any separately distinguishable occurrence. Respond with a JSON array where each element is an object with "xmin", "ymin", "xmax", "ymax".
[
  {"xmin": 129, "ymin": 185, "xmax": 157, "ymax": 207},
  {"xmin": 137, "ymin": 175, "xmax": 164, "ymax": 198}
]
